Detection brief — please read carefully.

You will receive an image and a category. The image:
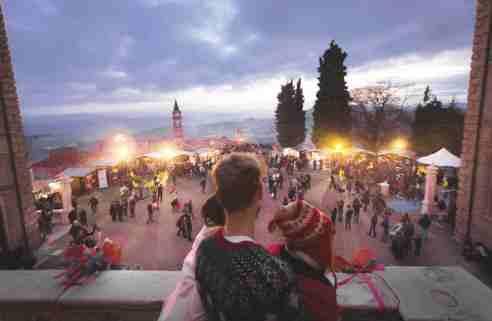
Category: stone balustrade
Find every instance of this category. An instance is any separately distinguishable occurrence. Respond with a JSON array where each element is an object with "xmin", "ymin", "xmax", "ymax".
[{"xmin": 0, "ymin": 267, "xmax": 491, "ymax": 321}]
